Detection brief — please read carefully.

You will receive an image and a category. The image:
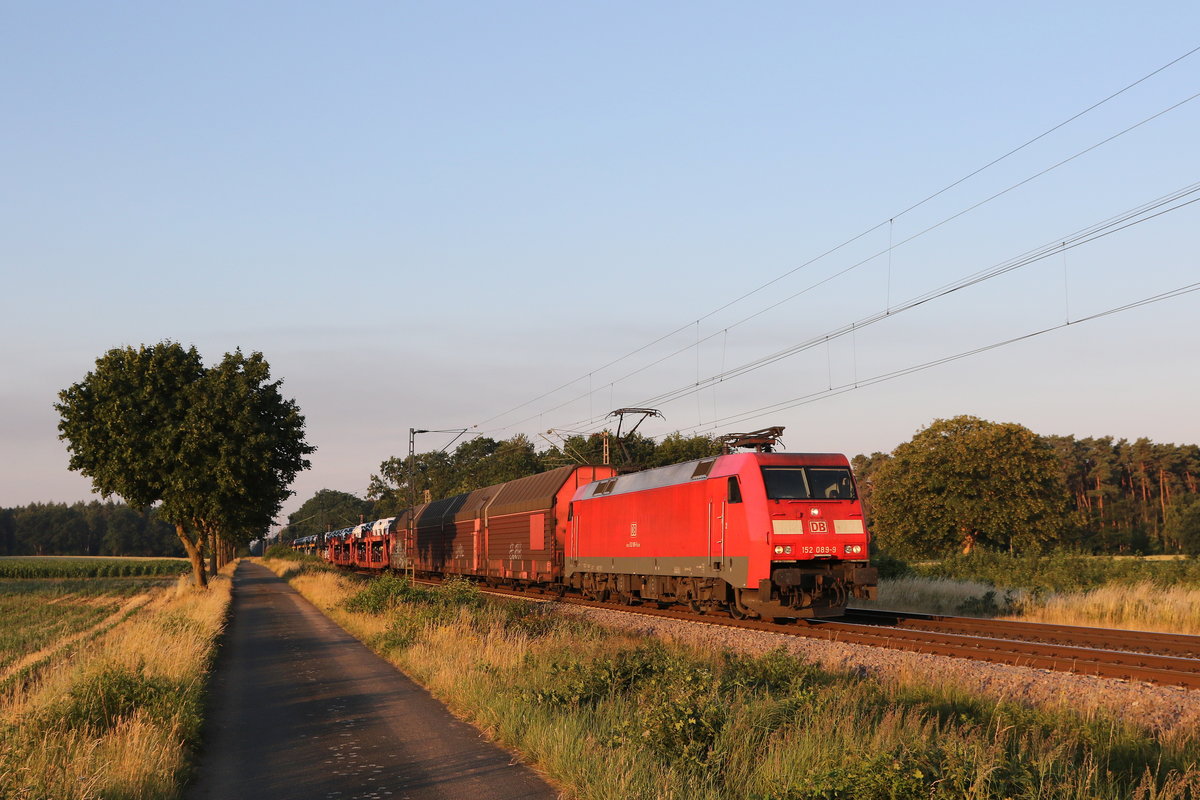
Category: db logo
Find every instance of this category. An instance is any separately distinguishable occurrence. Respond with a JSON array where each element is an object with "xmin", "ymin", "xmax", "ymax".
[{"xmin": 809, "ymin": 520, "xmax": 828, "ymax": 534}]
